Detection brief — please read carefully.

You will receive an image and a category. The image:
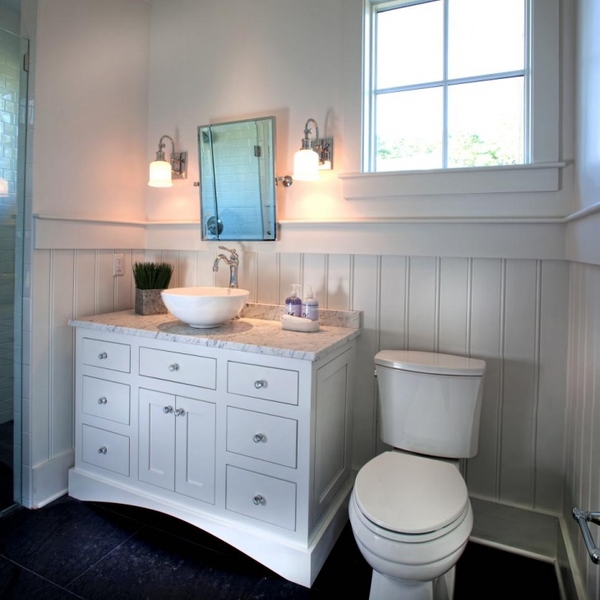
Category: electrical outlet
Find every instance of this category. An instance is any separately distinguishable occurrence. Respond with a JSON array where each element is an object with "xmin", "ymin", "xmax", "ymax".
[{"xmin": 113, "ymin": 253, "xmax": 124, "ymax": 276}]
